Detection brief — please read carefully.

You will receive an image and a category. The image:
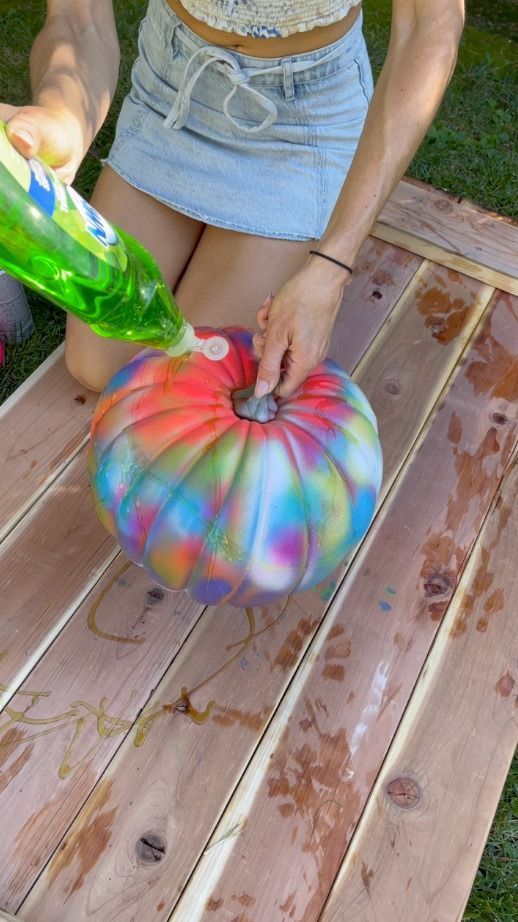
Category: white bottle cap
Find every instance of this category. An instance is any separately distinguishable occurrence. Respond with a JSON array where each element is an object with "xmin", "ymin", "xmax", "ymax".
[{"xmin": 166, "ymin": 324, "xmax": 229, "ymax": 361}]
